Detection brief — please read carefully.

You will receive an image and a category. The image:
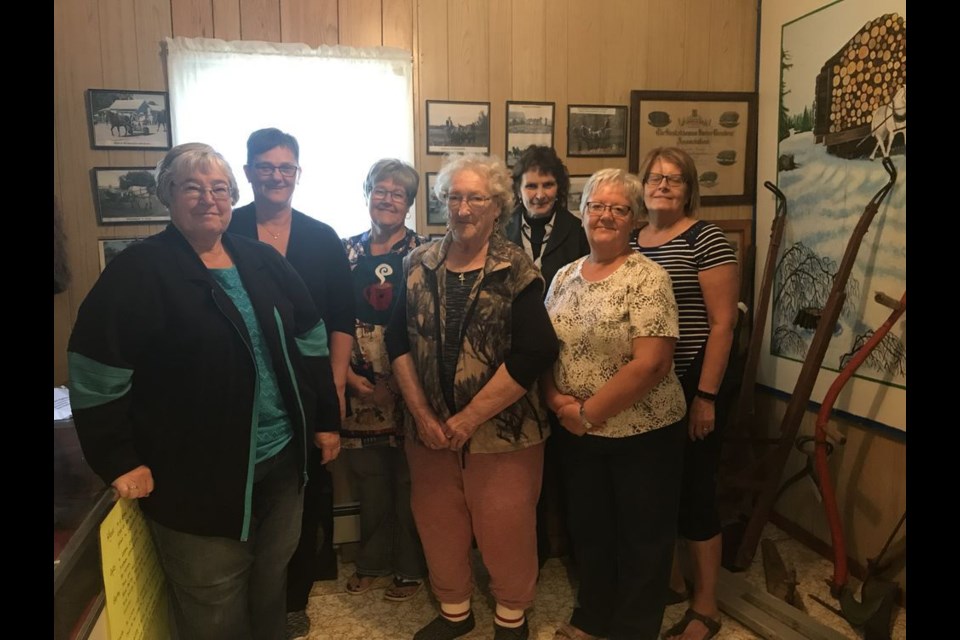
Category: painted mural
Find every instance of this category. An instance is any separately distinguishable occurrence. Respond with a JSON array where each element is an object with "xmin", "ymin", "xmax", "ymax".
[{"xmin": 770, "ymin": 0, "xmax": 906, "ymax": 426}]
